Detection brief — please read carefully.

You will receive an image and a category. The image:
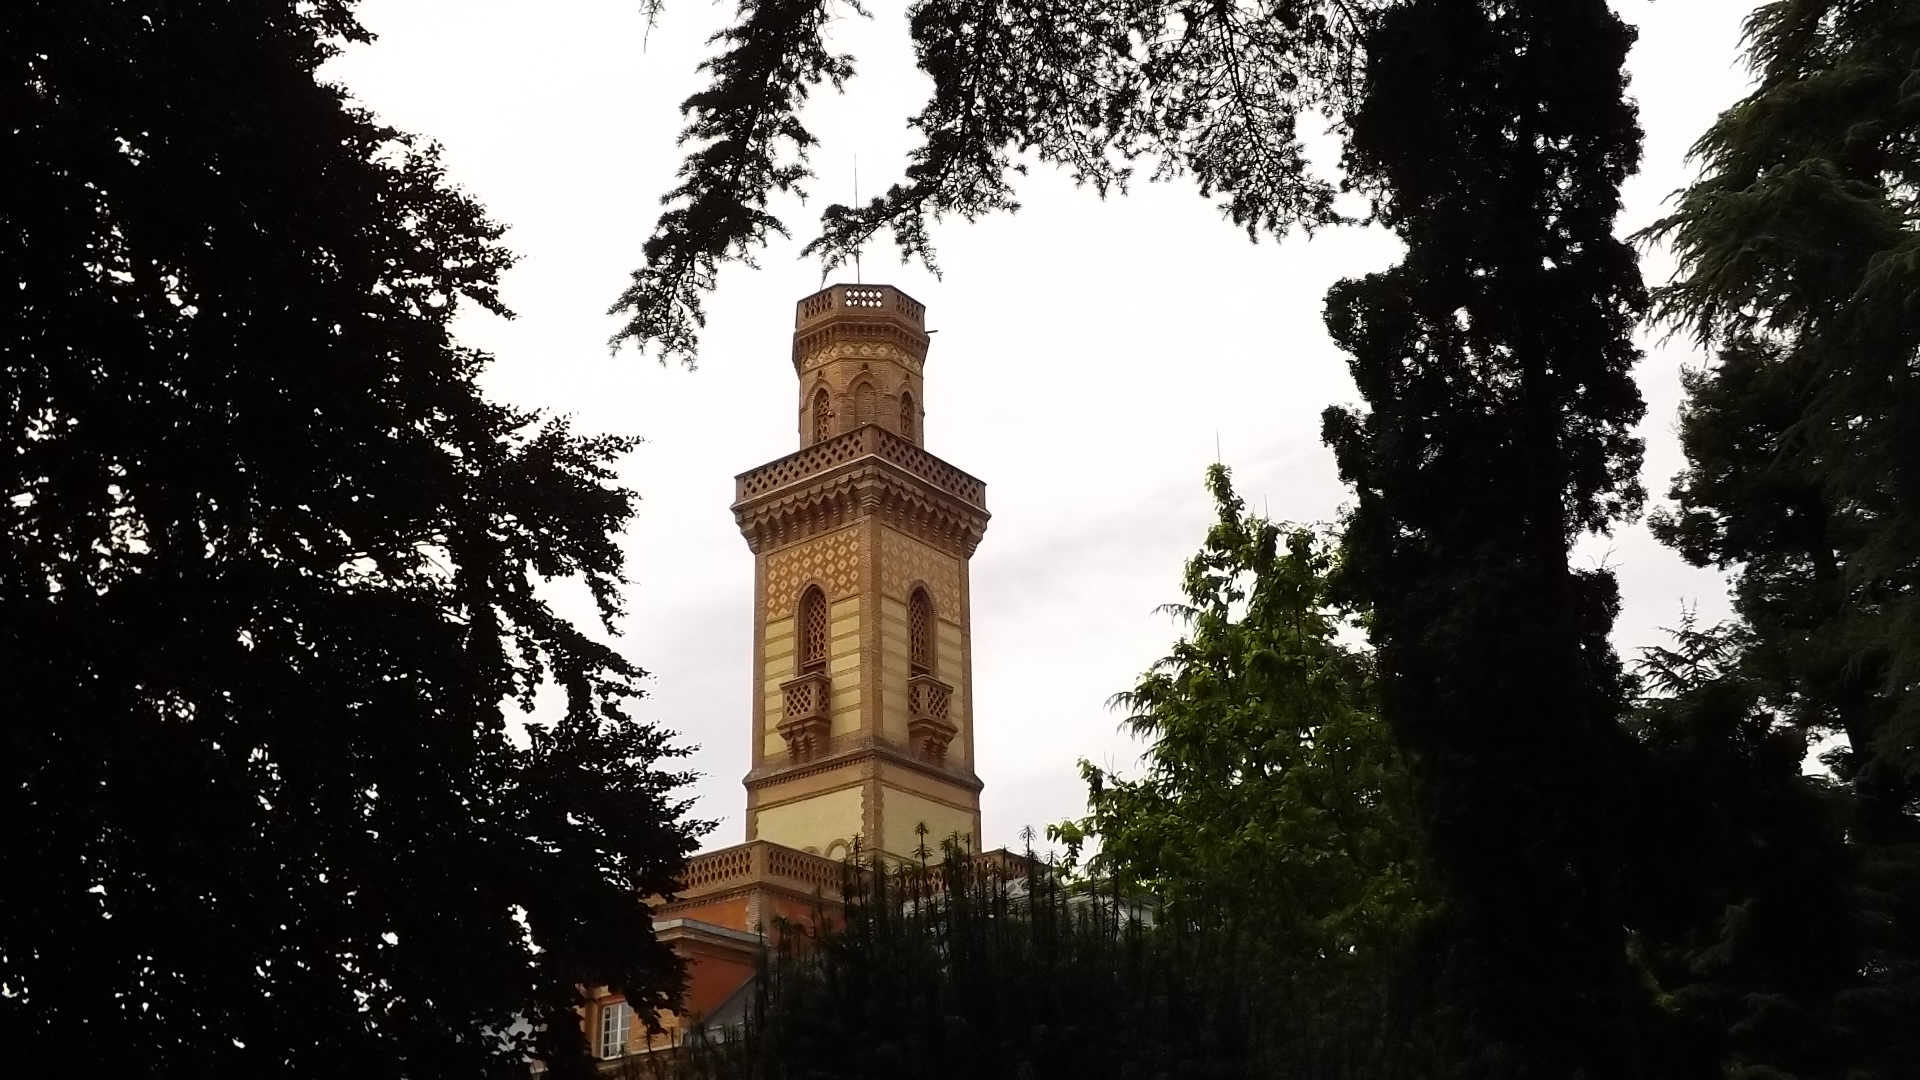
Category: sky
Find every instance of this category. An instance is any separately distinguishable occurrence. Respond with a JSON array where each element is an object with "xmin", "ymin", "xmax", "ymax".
[{"xmin": 323, "ymin": 0, "xmax": 1760, "ymax": 852}]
